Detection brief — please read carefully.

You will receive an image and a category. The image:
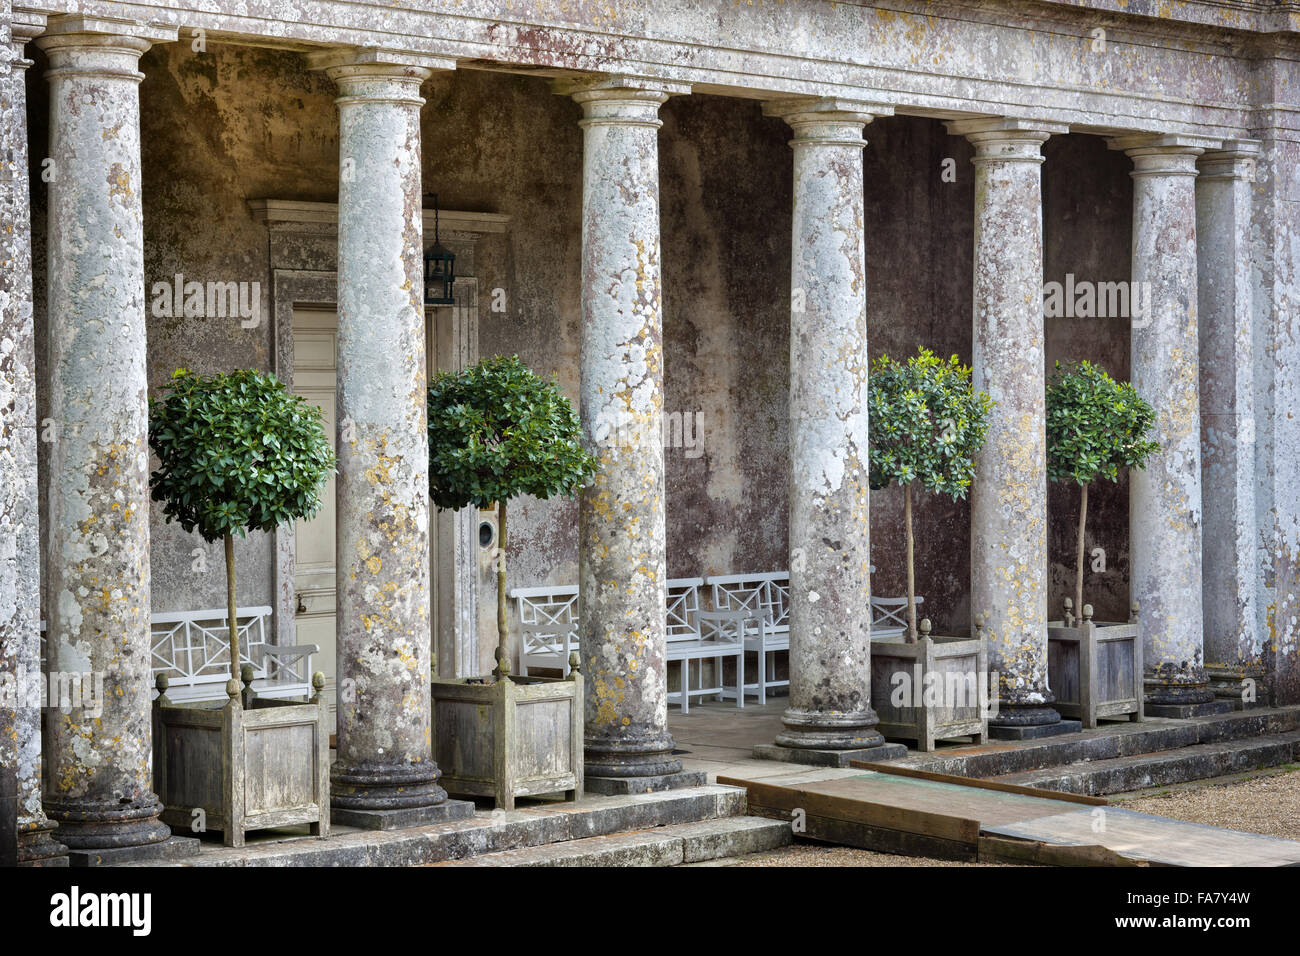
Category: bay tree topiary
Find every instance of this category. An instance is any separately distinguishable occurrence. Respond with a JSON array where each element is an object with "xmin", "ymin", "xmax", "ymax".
[
  {"xmin": 1046, "ymin": 360, "xmax": 1159, "ymax": 619},
  {"xmin": 427, "ymin": 355, "xmax": 598, "ymax": 676},
  {"xmin": 149, "ymin": 369, "xmax": 335, "ymax": 685},
  {"xmin": 868, "ymin": 347, "xmax": 993, "ymax": 642}
]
